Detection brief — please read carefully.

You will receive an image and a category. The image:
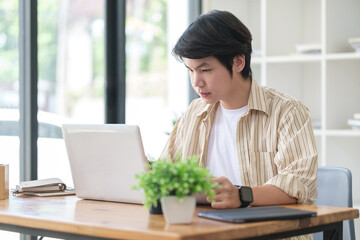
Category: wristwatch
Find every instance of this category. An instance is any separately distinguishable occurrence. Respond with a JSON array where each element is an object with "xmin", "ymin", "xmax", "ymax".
[{"xmin": 236, "ymin": 186, "xmax": 253, "ymax": 208}]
